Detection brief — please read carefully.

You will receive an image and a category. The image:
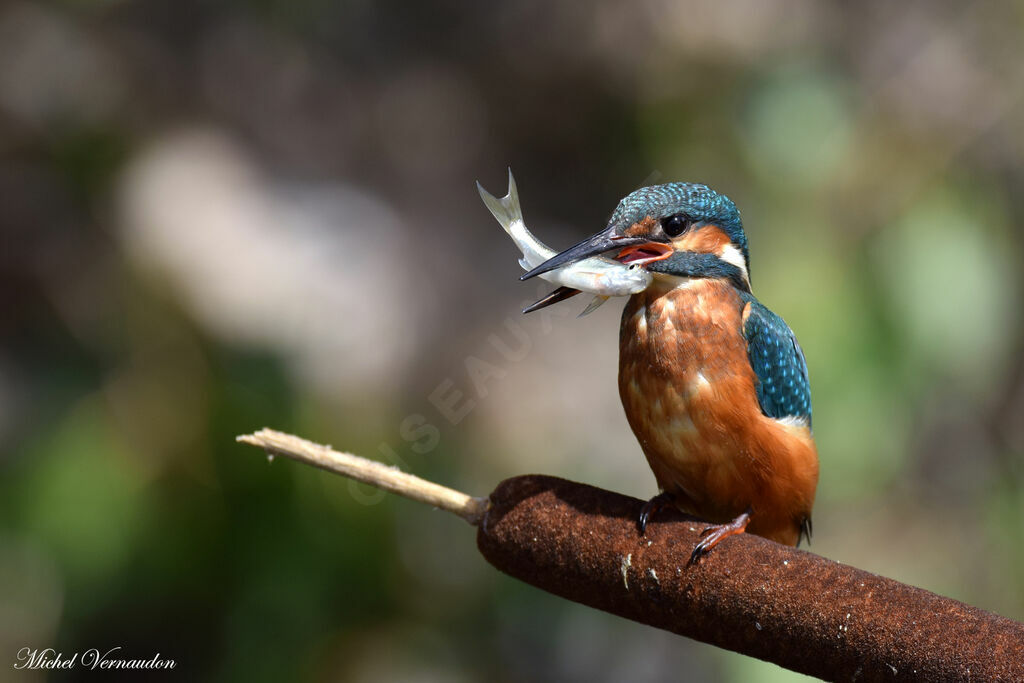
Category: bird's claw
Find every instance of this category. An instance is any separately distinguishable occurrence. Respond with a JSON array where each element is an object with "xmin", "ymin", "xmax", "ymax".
[
  {"xmin": 638, "ymin": 492, "xmax": 674, "ymax": 535},
  {"xmin": 687, "ymin": 509, "xmax": 752, "ymax": 566}
]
